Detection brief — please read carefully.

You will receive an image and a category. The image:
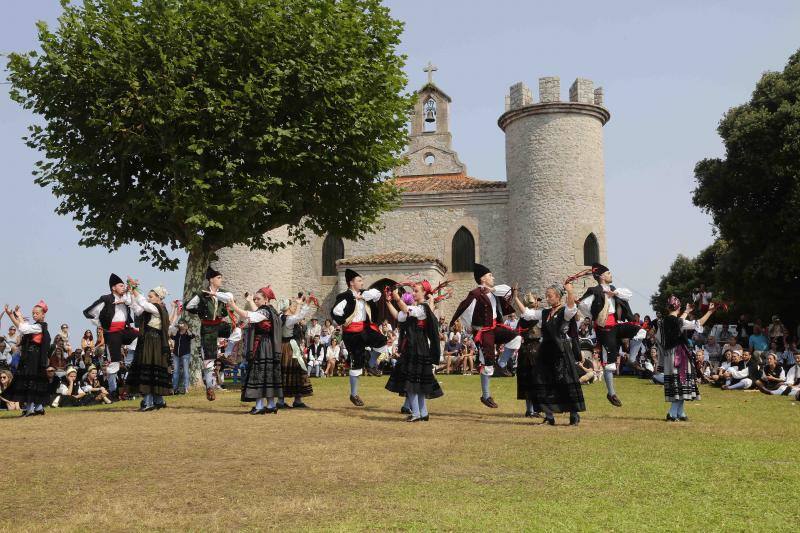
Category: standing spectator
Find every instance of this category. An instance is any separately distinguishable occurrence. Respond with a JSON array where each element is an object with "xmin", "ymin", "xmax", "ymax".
[
  {"xmin": 169, "ymin": 319, "xmax": 194, "ymax": 395},
  {"xmin": 768, "ymin": 316, "xmax": 788, "ymax": 352}
]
